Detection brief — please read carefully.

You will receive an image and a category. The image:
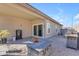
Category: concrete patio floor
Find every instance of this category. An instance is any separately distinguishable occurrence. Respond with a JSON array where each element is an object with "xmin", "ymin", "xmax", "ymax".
[
  {"xmin": 3, "ymin": 35, "xmax": 79, "ymax": 56},
  {"xmin": 49, "ymin": 35, "xmax": 79, "ymax": 56}
]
